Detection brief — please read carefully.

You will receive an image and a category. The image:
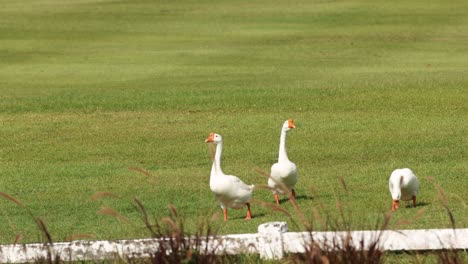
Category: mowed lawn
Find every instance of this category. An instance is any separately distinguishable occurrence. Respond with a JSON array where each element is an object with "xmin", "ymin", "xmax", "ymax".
[{"xmin": 0, "ymin": 0, "xmax": 467, "ymax": 244}]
